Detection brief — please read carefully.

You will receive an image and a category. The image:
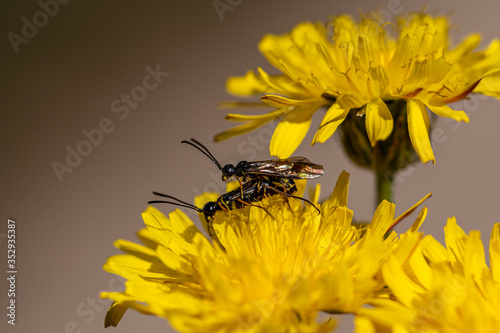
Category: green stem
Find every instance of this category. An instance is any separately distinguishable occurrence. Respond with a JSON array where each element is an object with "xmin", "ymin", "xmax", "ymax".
[{"xmin": 376, "ymin": 170, "xmax": 394, "ymax": 205}]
